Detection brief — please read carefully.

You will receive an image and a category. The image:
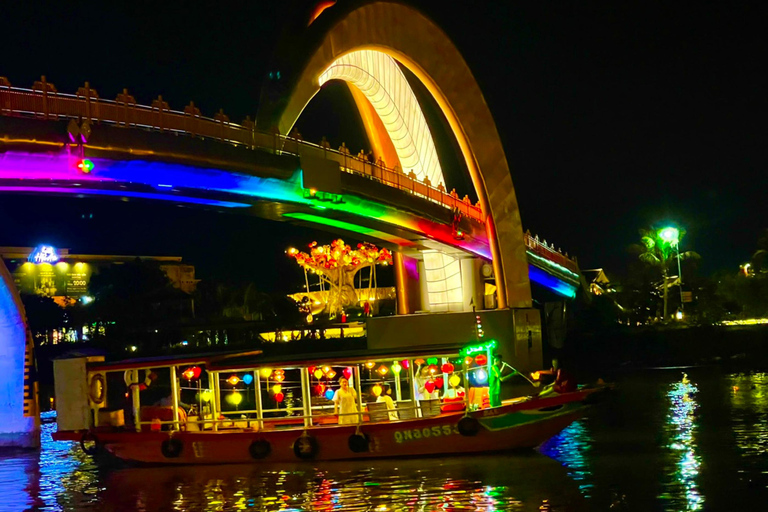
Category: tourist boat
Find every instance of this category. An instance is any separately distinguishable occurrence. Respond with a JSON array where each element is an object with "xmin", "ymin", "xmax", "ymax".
[{"xmin": 52, "ymin": 340, "xmax": 607, "ymax": 465}]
